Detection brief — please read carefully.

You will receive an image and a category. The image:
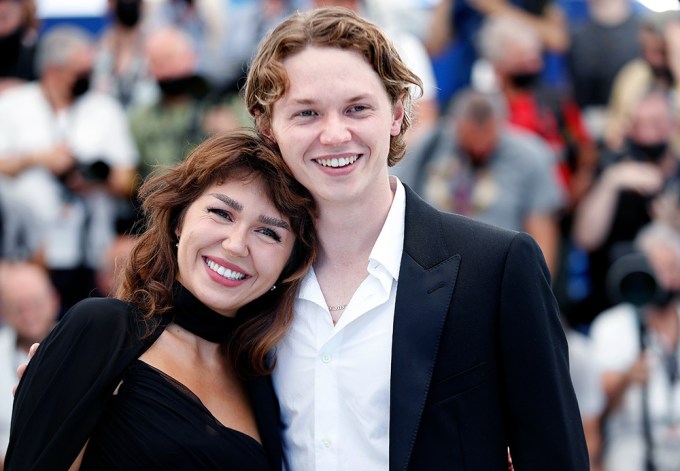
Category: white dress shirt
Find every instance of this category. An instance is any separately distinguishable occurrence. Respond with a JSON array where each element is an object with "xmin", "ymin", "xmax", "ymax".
[{"xmin": 272, "ymin": 178, "xmax": 406, "ymax": 471}]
